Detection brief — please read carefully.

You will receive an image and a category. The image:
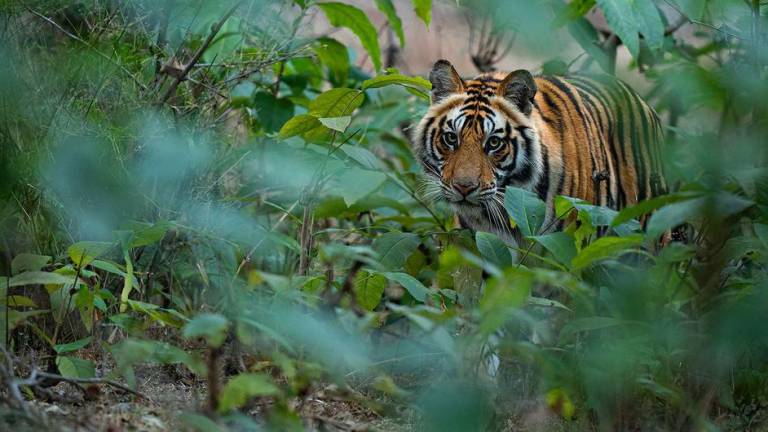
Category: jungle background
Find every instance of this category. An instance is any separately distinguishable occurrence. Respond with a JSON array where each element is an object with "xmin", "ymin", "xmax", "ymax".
[{"xmin": 1, "ymin": 0, "xmax": 767, "ymax": 431}]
